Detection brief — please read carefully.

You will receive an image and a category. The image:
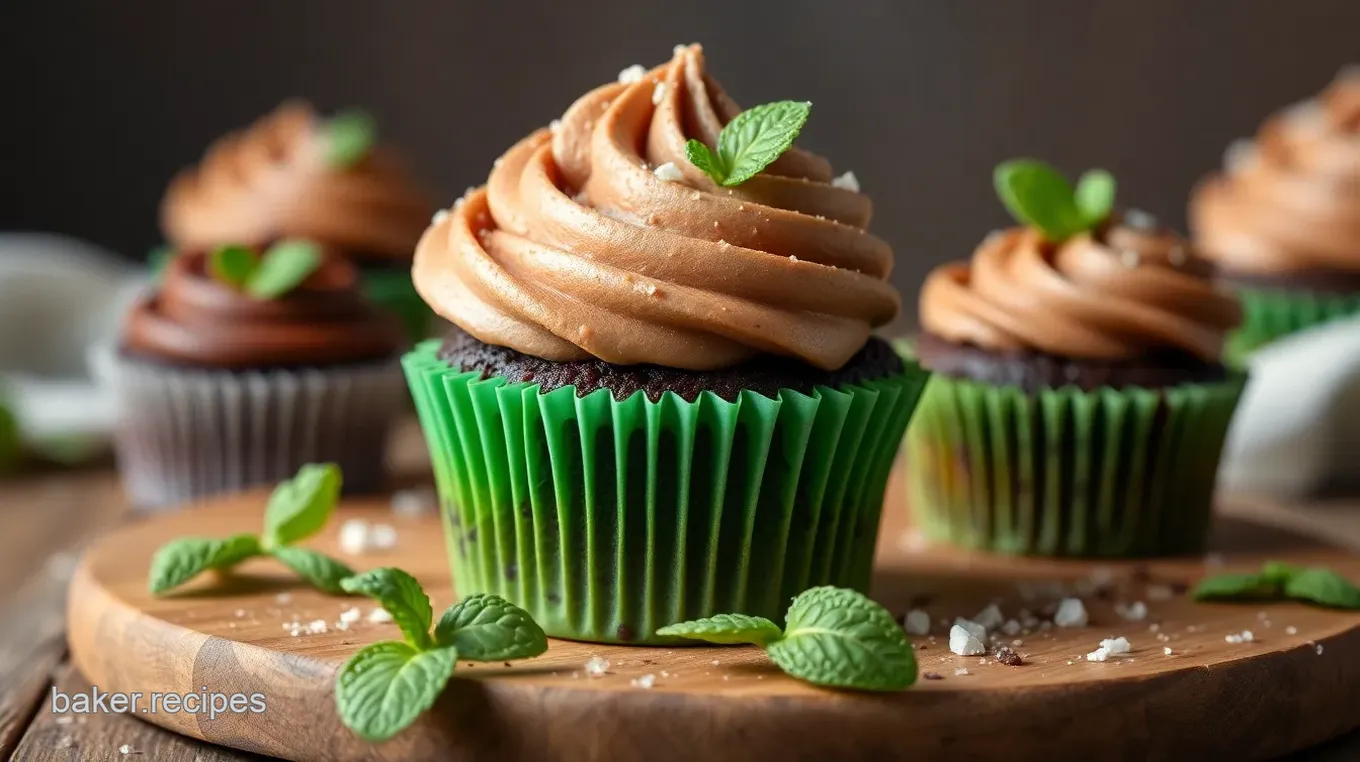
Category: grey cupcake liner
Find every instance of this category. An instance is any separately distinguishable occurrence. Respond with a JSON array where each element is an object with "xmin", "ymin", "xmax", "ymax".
[{"xmin": 89, "ymin": 344, "xmax": 406, "ymax": 511}]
